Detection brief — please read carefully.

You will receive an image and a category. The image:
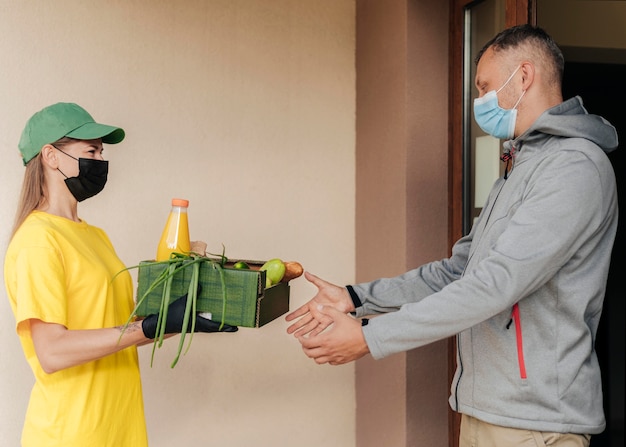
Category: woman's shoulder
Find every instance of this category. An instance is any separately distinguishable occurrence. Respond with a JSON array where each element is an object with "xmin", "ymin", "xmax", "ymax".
[{"xmin": 10, "ymin": 211, "xmax": 91, "ymax": 247}]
